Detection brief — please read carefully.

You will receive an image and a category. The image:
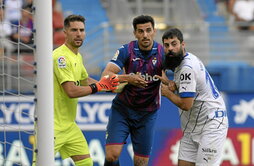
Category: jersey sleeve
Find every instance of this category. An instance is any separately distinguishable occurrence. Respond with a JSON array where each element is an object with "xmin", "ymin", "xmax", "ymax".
[
  {"xmin": 178, "ymin": 66, "xmax": 196, "ymax": 98},
  {"xmin": 80, "ymin": 56, "xmax": 89, "ymax": 80},
  {"xmin": 53, "ymin": 55, "xmax": 75, "ymax": 84},
  {"xmin": 81, "ymin": 65, "xmax": 88, "ymax": 80},
  {"xmin": 110, "ymin": 45, "xmax": 128, "ymax": 69}
]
